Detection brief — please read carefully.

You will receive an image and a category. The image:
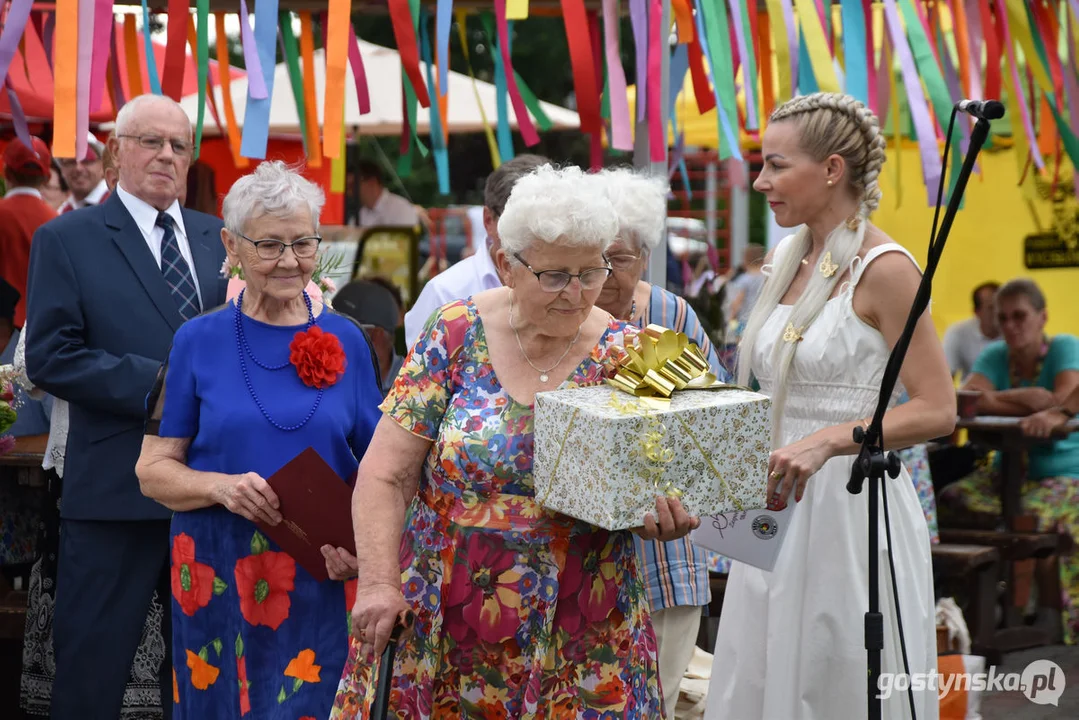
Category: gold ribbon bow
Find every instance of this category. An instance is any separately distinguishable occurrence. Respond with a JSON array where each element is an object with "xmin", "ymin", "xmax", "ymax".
[{"xmin": 606, "ymin": 324, "xmax": 730, "ymax": 401}]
